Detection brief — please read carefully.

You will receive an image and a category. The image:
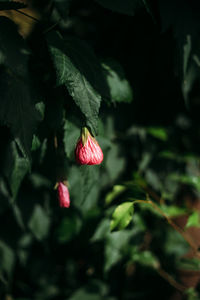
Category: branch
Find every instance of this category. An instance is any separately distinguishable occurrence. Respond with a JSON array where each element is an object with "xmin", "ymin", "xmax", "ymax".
[
  {"xmin": 14, "ymin": 9, "xmax": 40, "ymax": 22},
  {"xmin": 133, "ymin": 199, "xmax": 200, "ymax": 258}
]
